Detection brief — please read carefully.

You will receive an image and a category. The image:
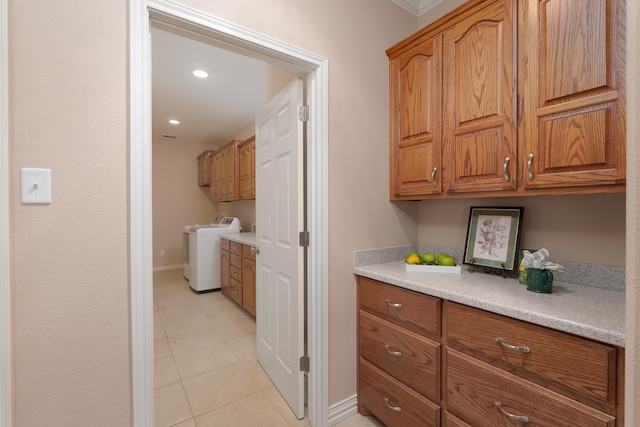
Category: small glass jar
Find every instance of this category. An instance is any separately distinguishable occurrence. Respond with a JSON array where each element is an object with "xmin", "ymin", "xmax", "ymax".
[{"xmin": 518, "ymin": 265, "xmax": 528, "ymax": 285}]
